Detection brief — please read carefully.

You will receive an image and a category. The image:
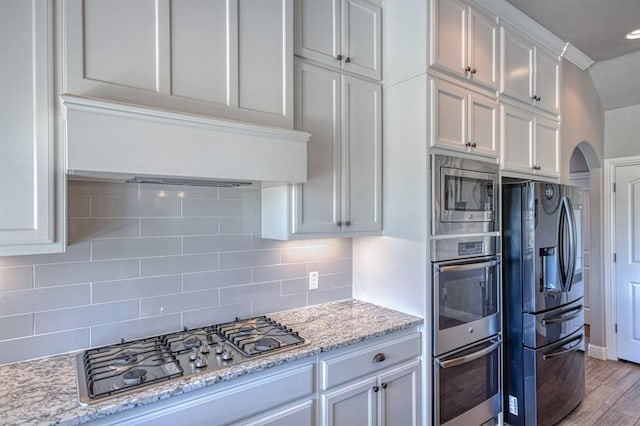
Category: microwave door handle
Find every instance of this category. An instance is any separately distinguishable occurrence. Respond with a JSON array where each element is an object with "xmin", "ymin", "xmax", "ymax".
[
  {"xmin": 437, "ymin": 338, "xmax": 501, "ymax": 369},
  {"xmin": 439, "ymin": 259, "xmax": 501, "ymax": 274},
  {"xmin": 541, "ymin": 334, "xmax": 583, "ymax": 361},
  {"xmin": 540, "ymin": 304, "xmax": 583, "ymax": 326}
]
